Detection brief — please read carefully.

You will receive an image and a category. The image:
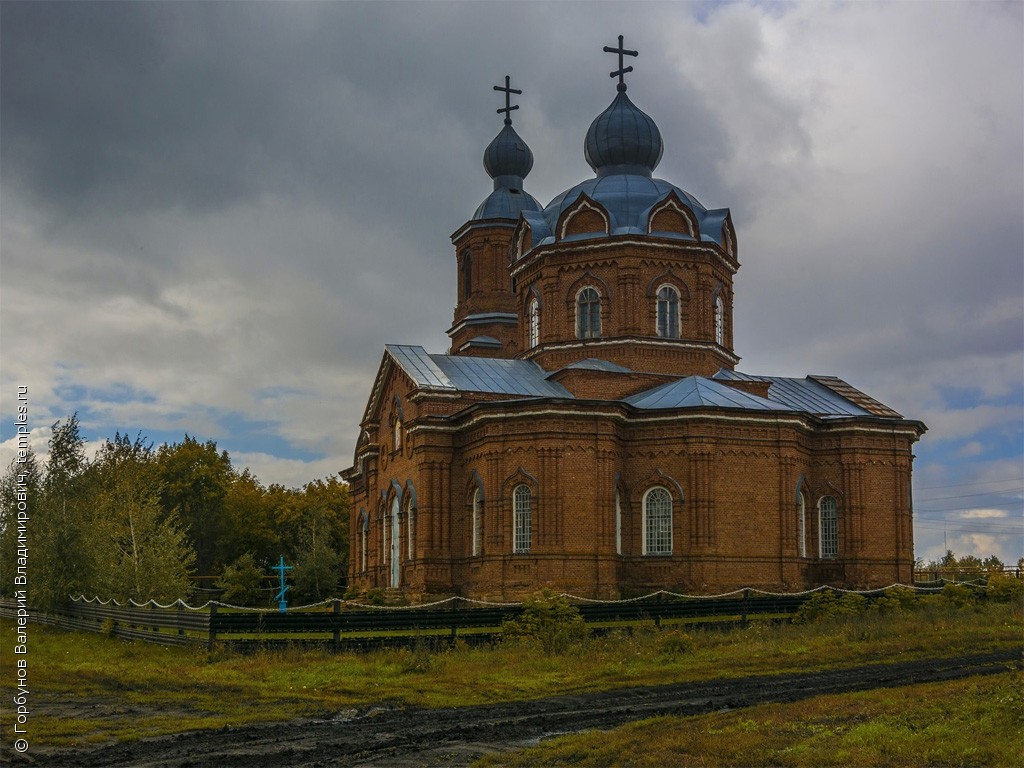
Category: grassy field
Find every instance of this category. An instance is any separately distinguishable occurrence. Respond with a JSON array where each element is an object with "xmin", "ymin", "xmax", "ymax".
[
  {"xmin": 479, "ymin": 670, "xmax": 1024, "ymax": 767},
  {"xmin": 0, "ymin": 596, "xmax": 1020, "ymax": 754}
]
